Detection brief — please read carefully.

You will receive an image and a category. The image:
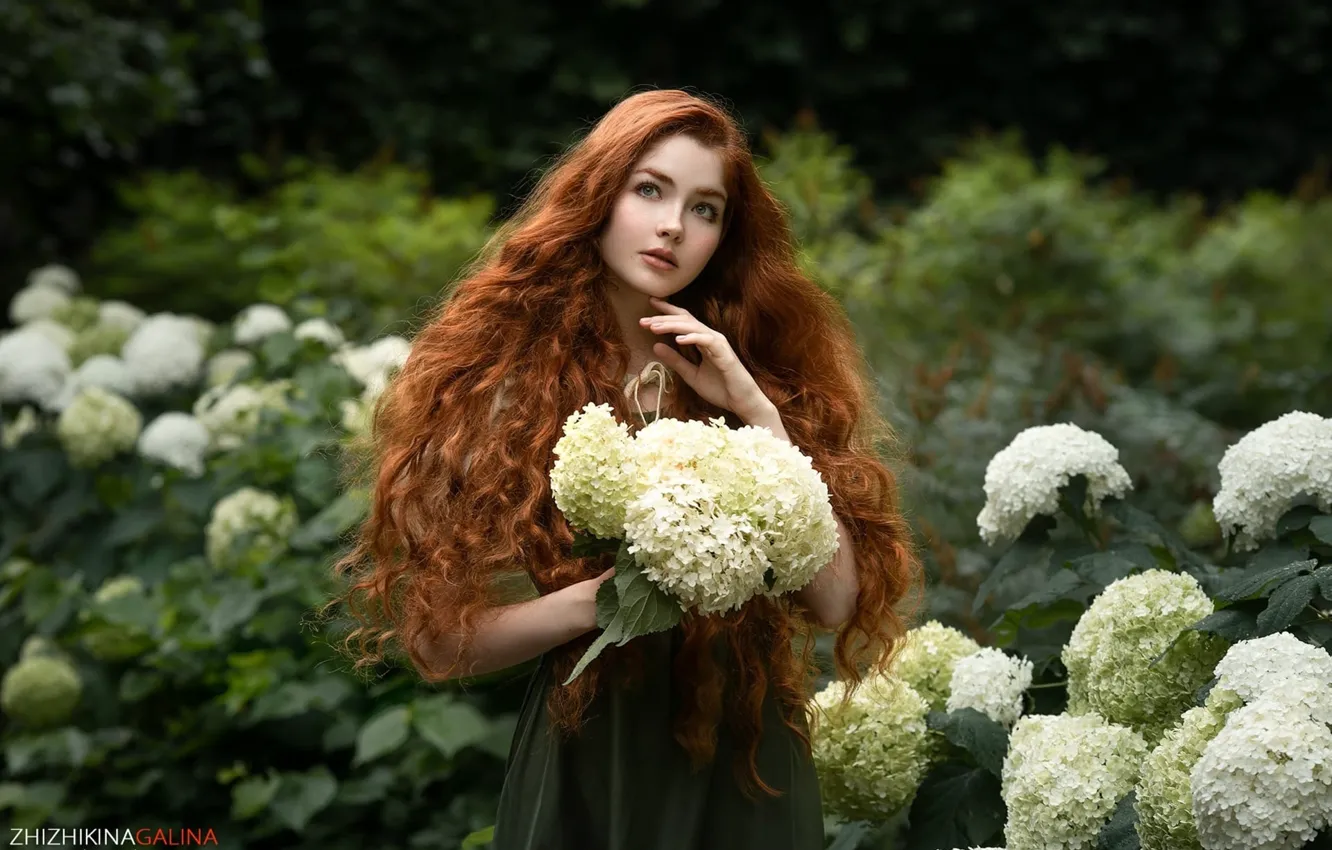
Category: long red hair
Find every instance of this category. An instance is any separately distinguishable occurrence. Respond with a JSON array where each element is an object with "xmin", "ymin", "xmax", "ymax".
[{"xmin": 330, "ymin": 89, "xmax": 923, "ymax": 796}]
